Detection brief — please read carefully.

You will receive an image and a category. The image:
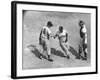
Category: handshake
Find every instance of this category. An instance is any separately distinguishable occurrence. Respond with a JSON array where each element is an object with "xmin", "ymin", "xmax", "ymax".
[
  {"xmin": 50, "ymin": 33, "xmax": 57, "ymax": 39},
  {"xmin": 50, "ymin": 35, "xmax": 56, "ymax": 39},
  {"xmin": 53, "ymin": 36, "xmax": 56, "ymax": 39}
]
